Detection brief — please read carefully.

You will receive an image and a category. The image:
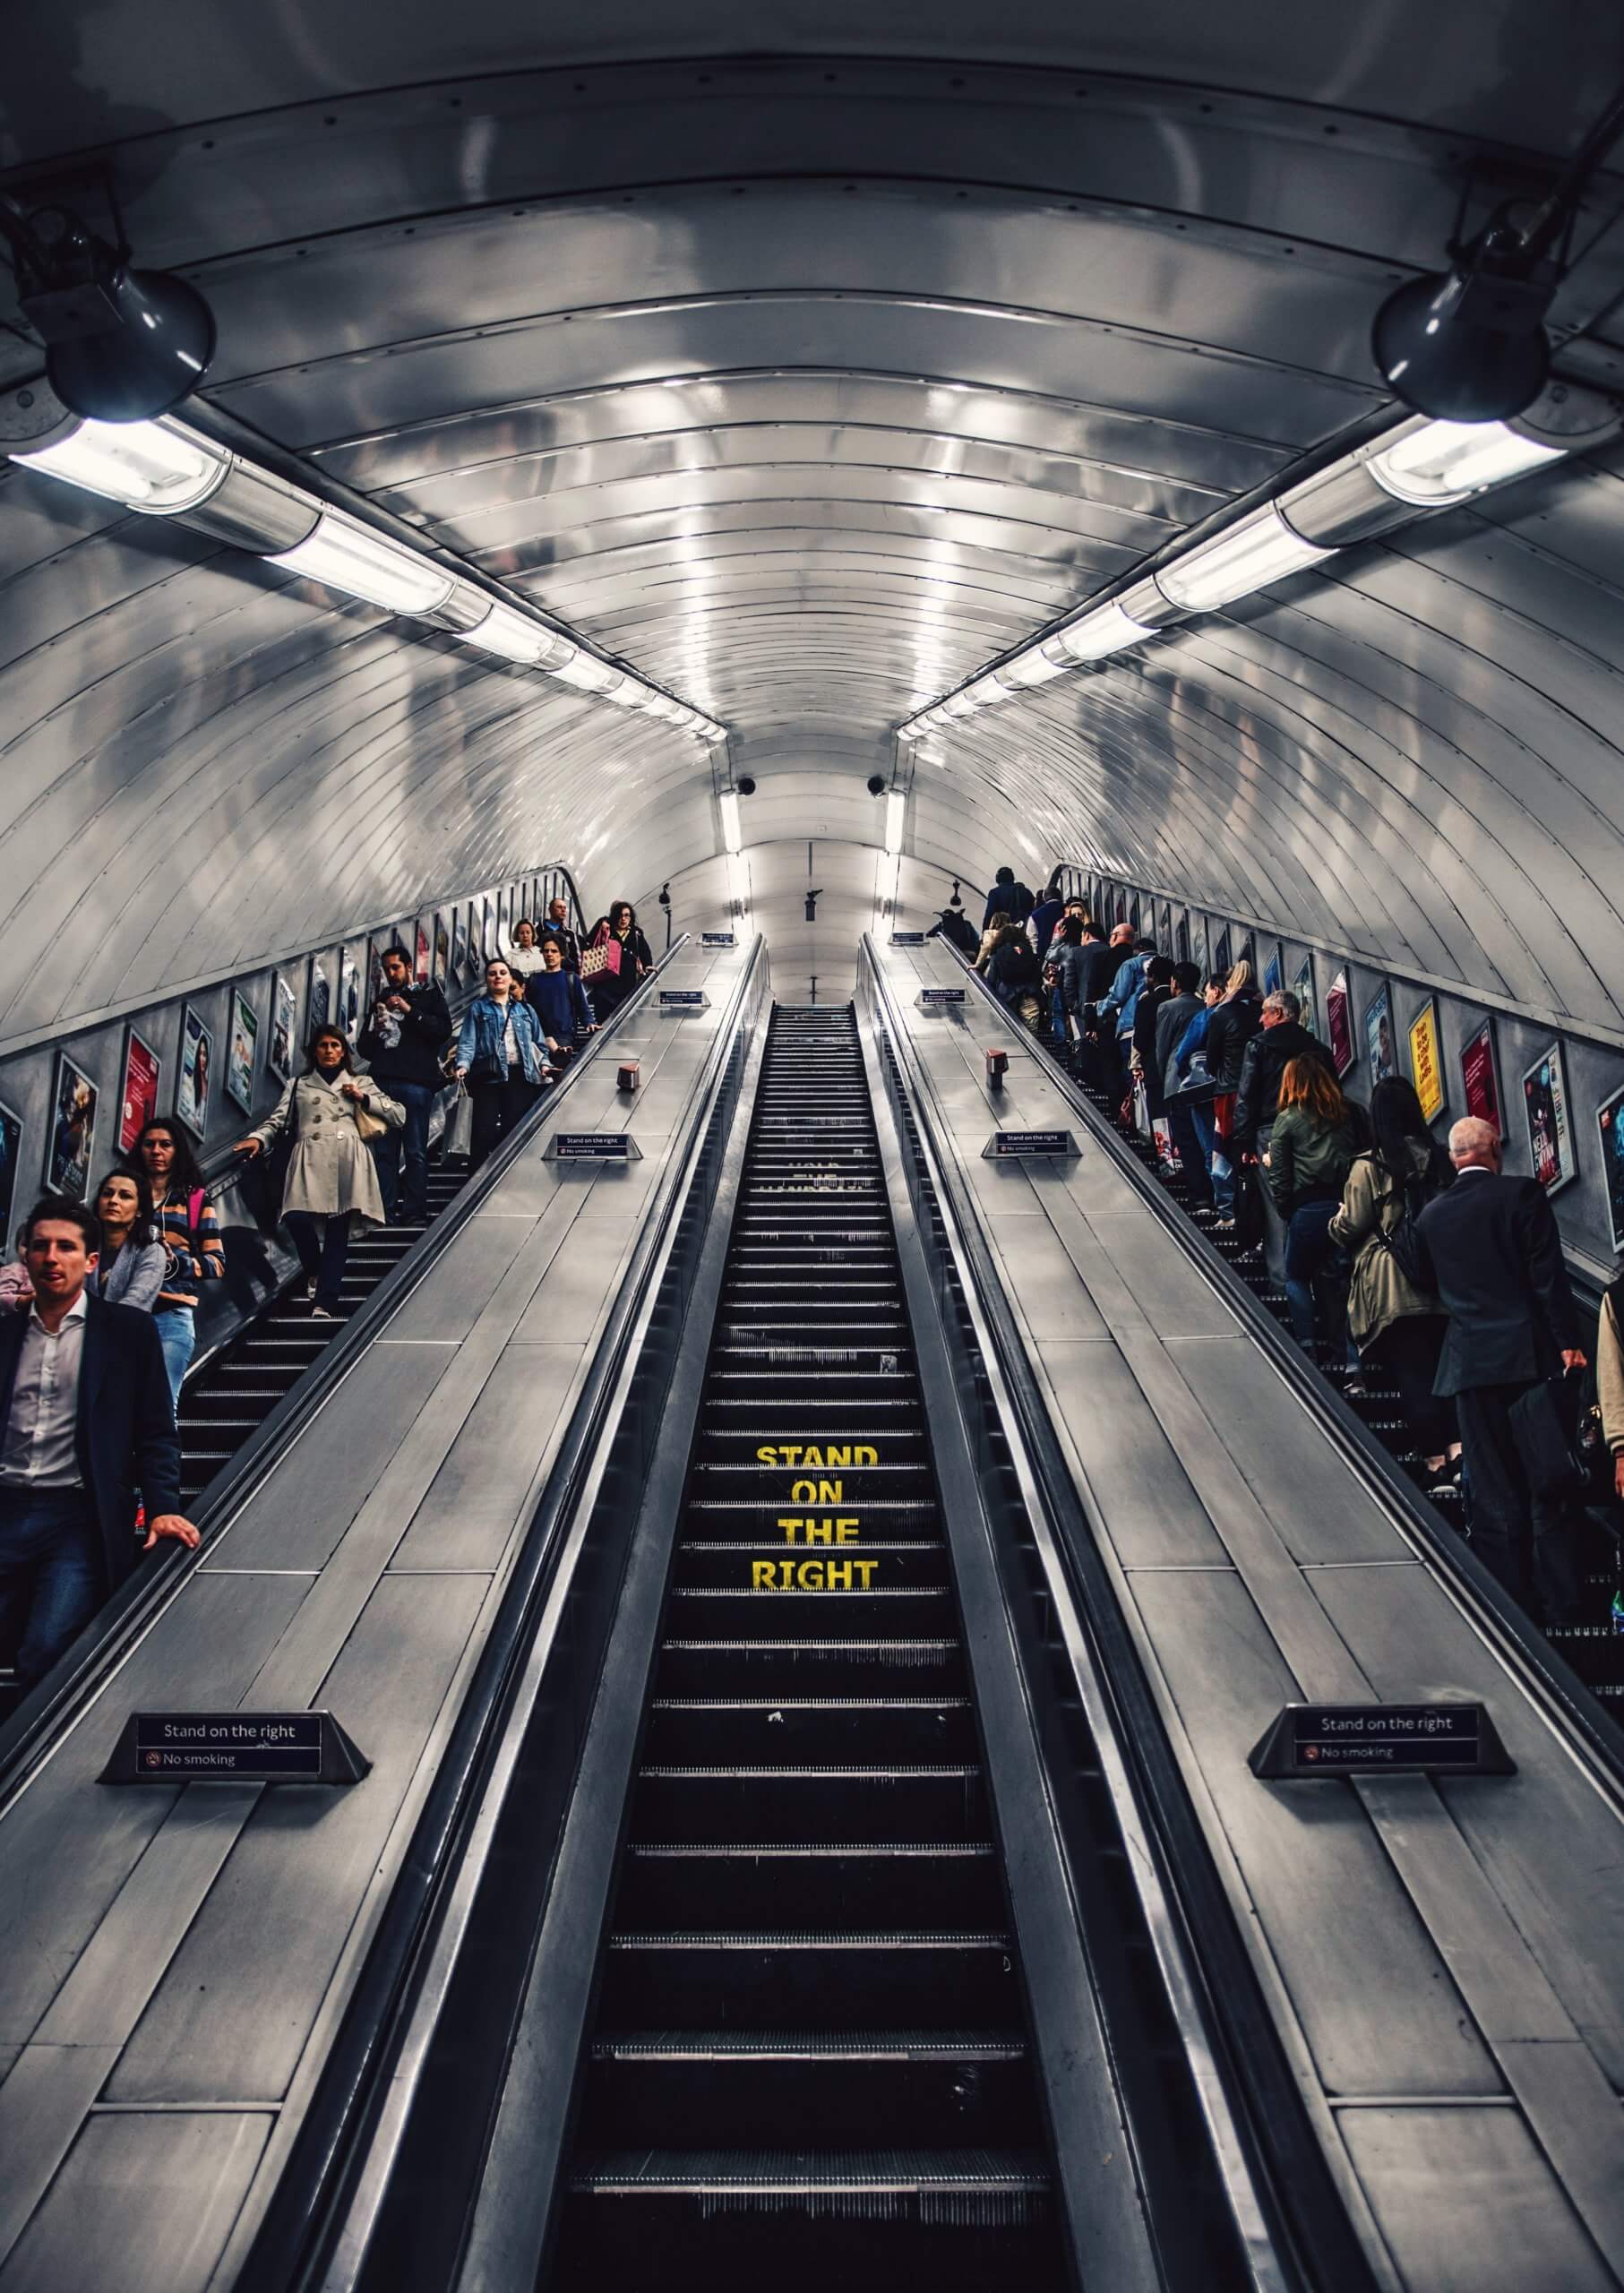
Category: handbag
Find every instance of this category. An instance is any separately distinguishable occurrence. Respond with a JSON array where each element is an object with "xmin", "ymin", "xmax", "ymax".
[
  {"xmin": 580, "ymin": 932, "xmax": 622, "ymax": 982},
  {"xmin": 444, "ymin": 1080, "xmax": 474, "ymax": 1164},
  {"xmin": 353, "ymin": 1098, "xmax": 389, "ymax": 1142},
  {"xmin": 1508, "ymin": 1377, "xmax": 1586, "ymax": 1502},
  {"xmin": 467, "ymin": 1052, "xmax": 503, "ymax": 1089}
]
